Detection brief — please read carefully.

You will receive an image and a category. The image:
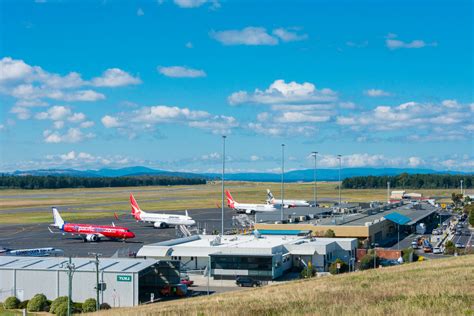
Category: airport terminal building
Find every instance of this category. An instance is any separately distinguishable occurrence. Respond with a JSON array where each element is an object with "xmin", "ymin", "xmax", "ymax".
[
  {"xmin": 0, "ymin": 257, "xmax": 180, "ymax": 307},
  {"xmin": 137, "ymin": 233, "xmax": 357, "ymax": 280},
  {"xmin": 254, "ymin": 201, "xmax": 439, "ymax": 247}
]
